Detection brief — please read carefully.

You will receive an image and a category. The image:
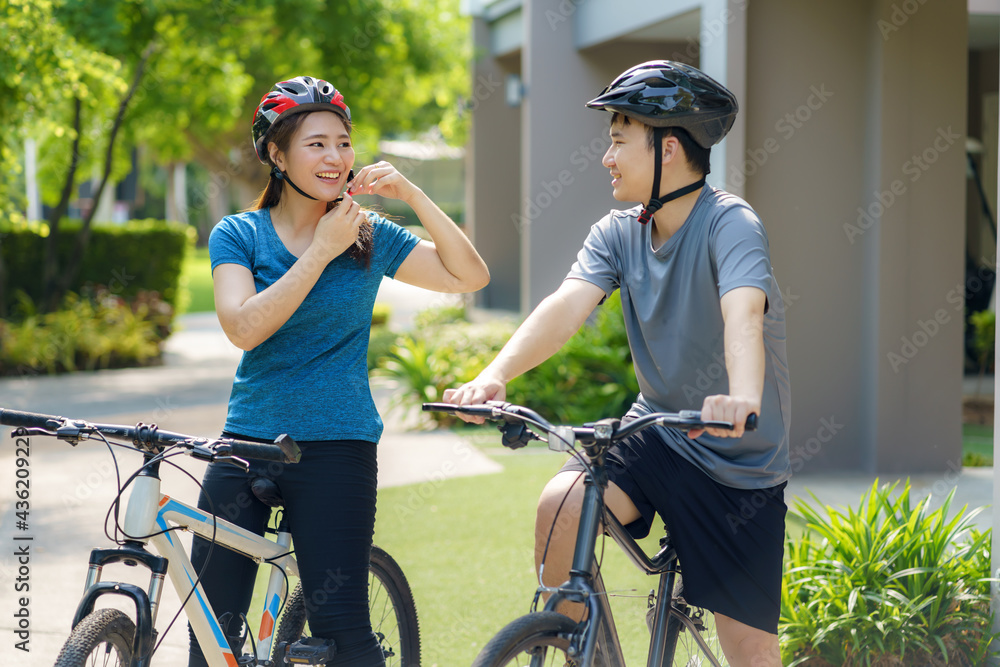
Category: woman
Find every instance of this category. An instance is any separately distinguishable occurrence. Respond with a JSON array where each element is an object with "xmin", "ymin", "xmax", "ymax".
[{"xmin": 188, "ymin": 76, "xmax": 489, "ymax": 666}]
